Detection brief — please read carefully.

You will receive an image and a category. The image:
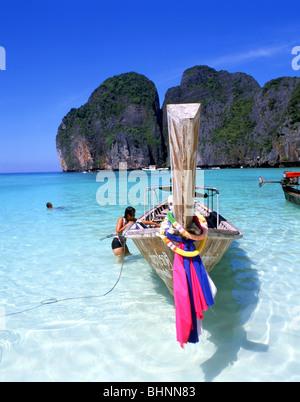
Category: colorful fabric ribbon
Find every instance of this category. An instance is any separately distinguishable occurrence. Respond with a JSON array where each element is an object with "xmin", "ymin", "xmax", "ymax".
[{"xmin": 165, "ymin": 229, "xmax": 216, "ymax": 347}]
